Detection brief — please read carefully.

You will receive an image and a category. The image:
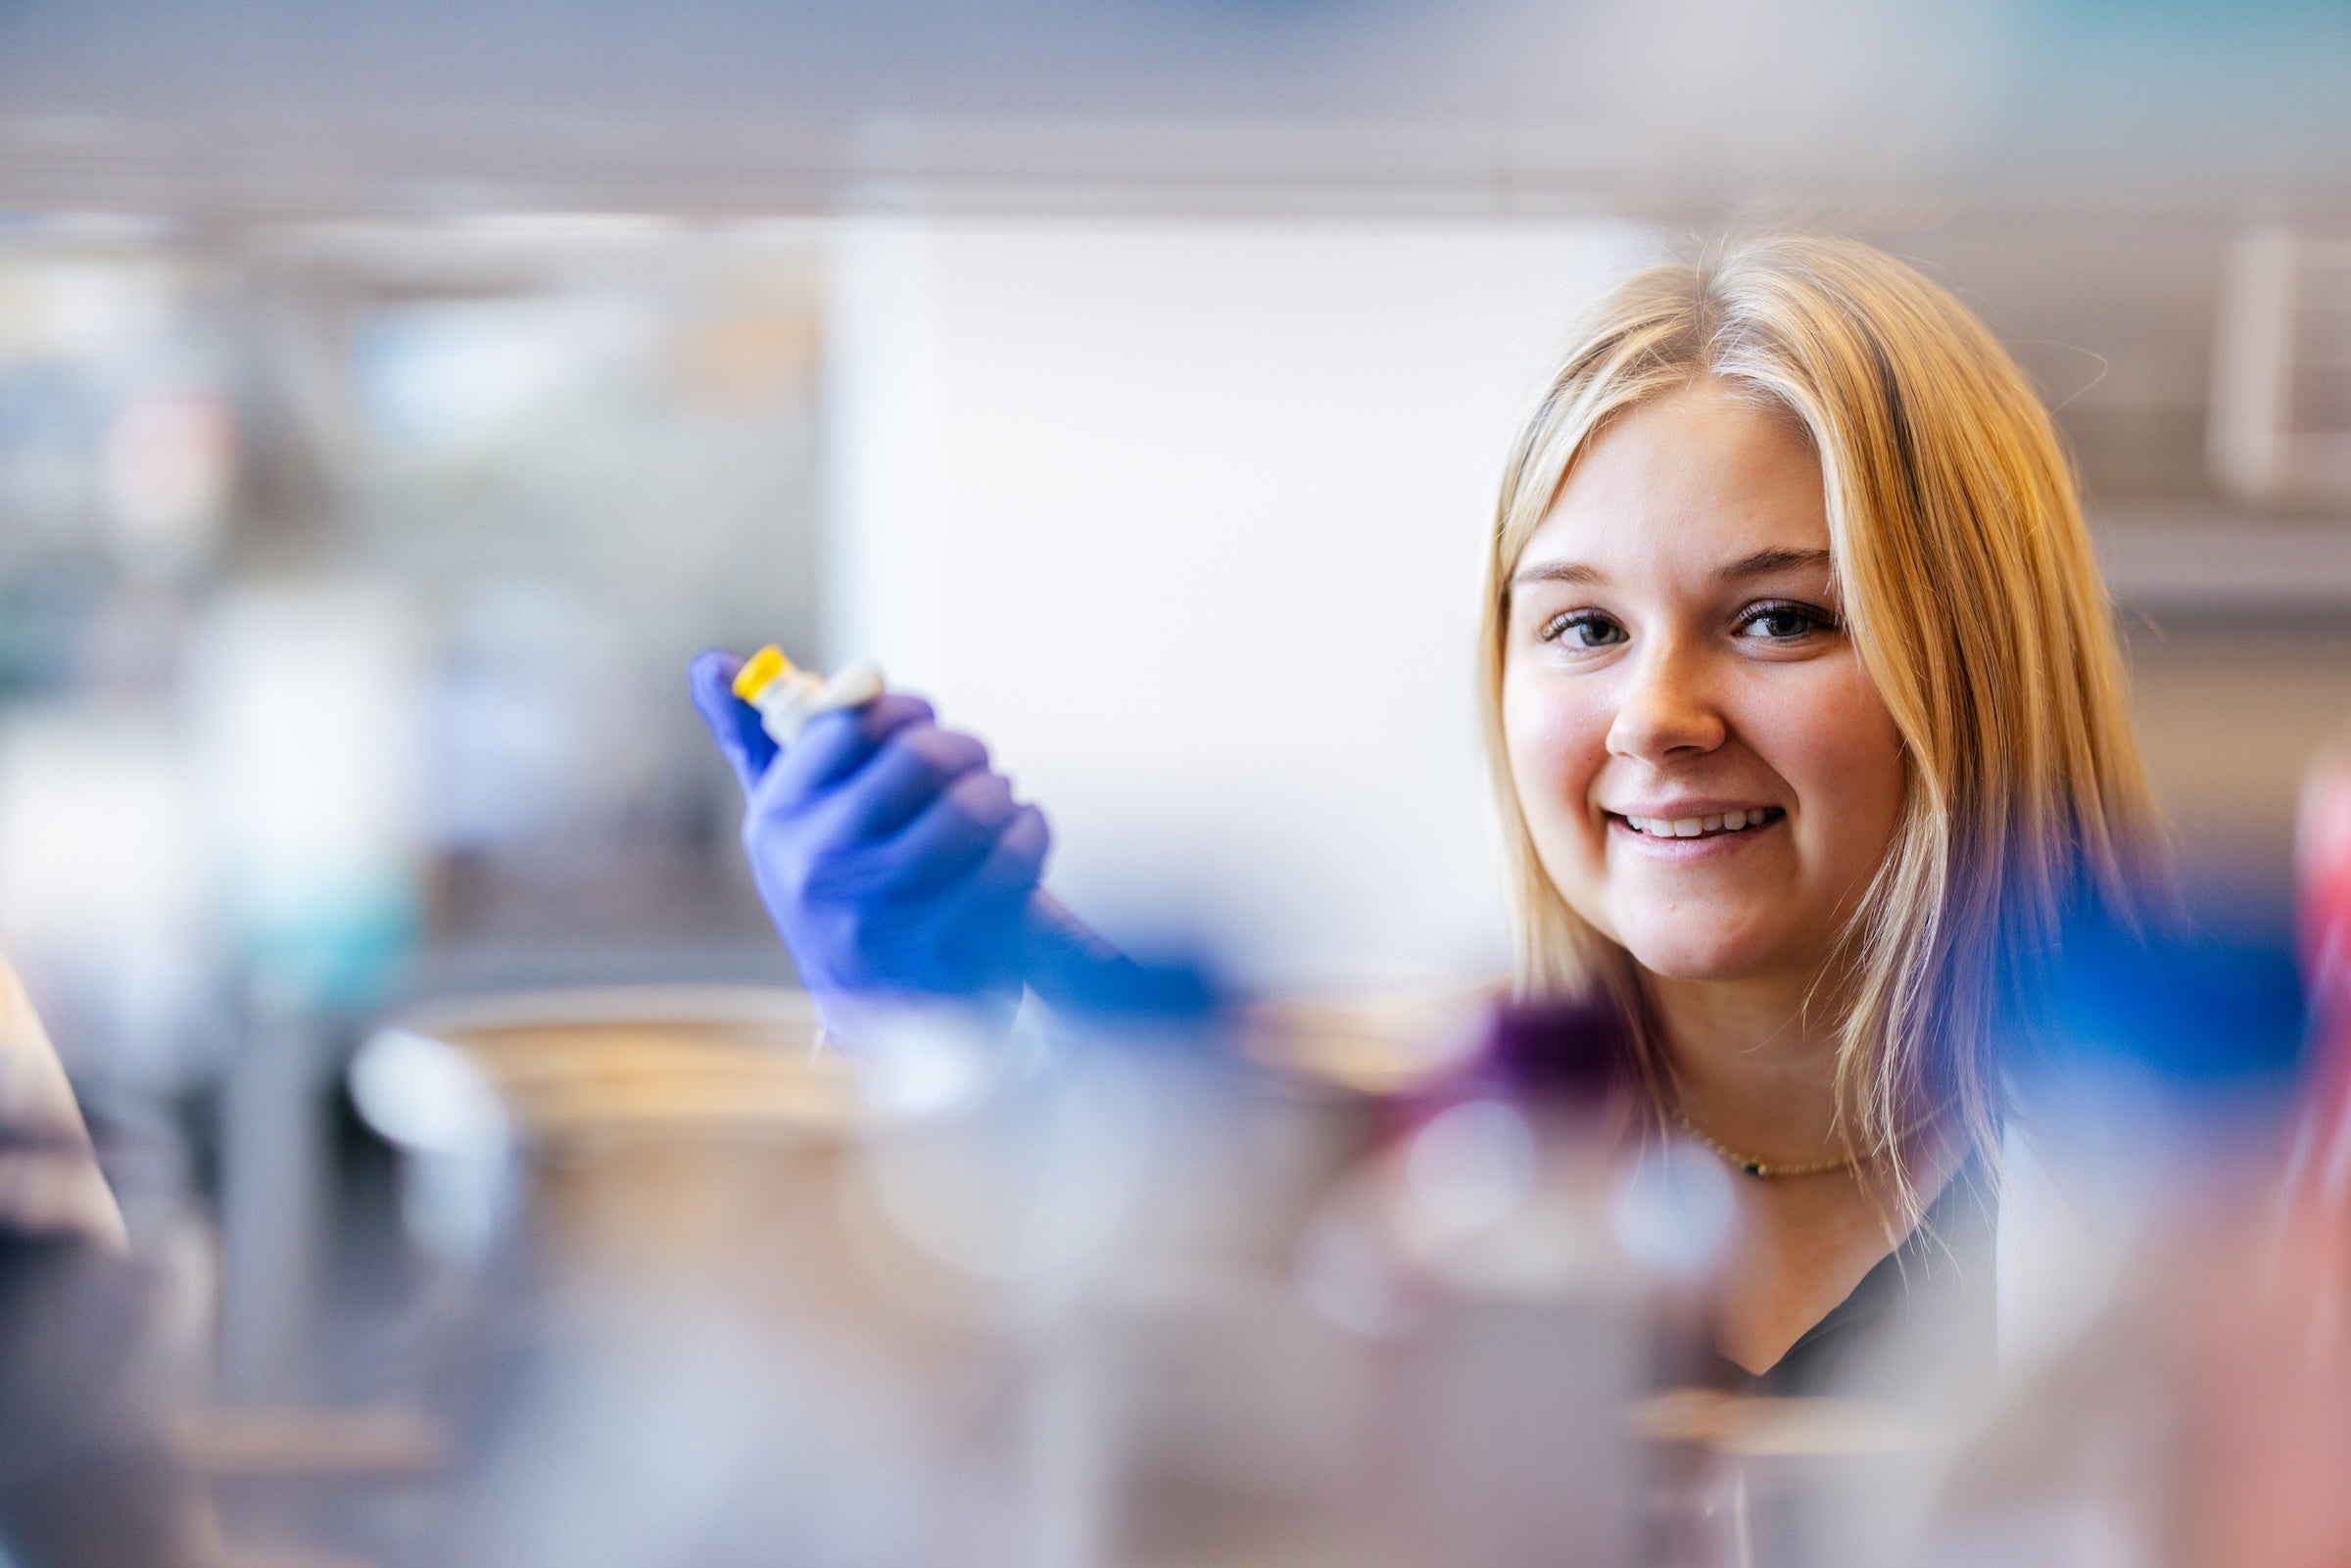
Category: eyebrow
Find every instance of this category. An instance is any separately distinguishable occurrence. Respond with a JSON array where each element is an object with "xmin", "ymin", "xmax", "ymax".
[
  {"xmin": 1511, "ymin": 560, "xmax": 1606, "ymax": 589},
  {"xmin": 1511, "ymin": 546, "xmax": 1833, "ymax": 590},
  {"xmin": 1720, "ymin": 546, "xmax": 1833, "ymax": 582}
]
